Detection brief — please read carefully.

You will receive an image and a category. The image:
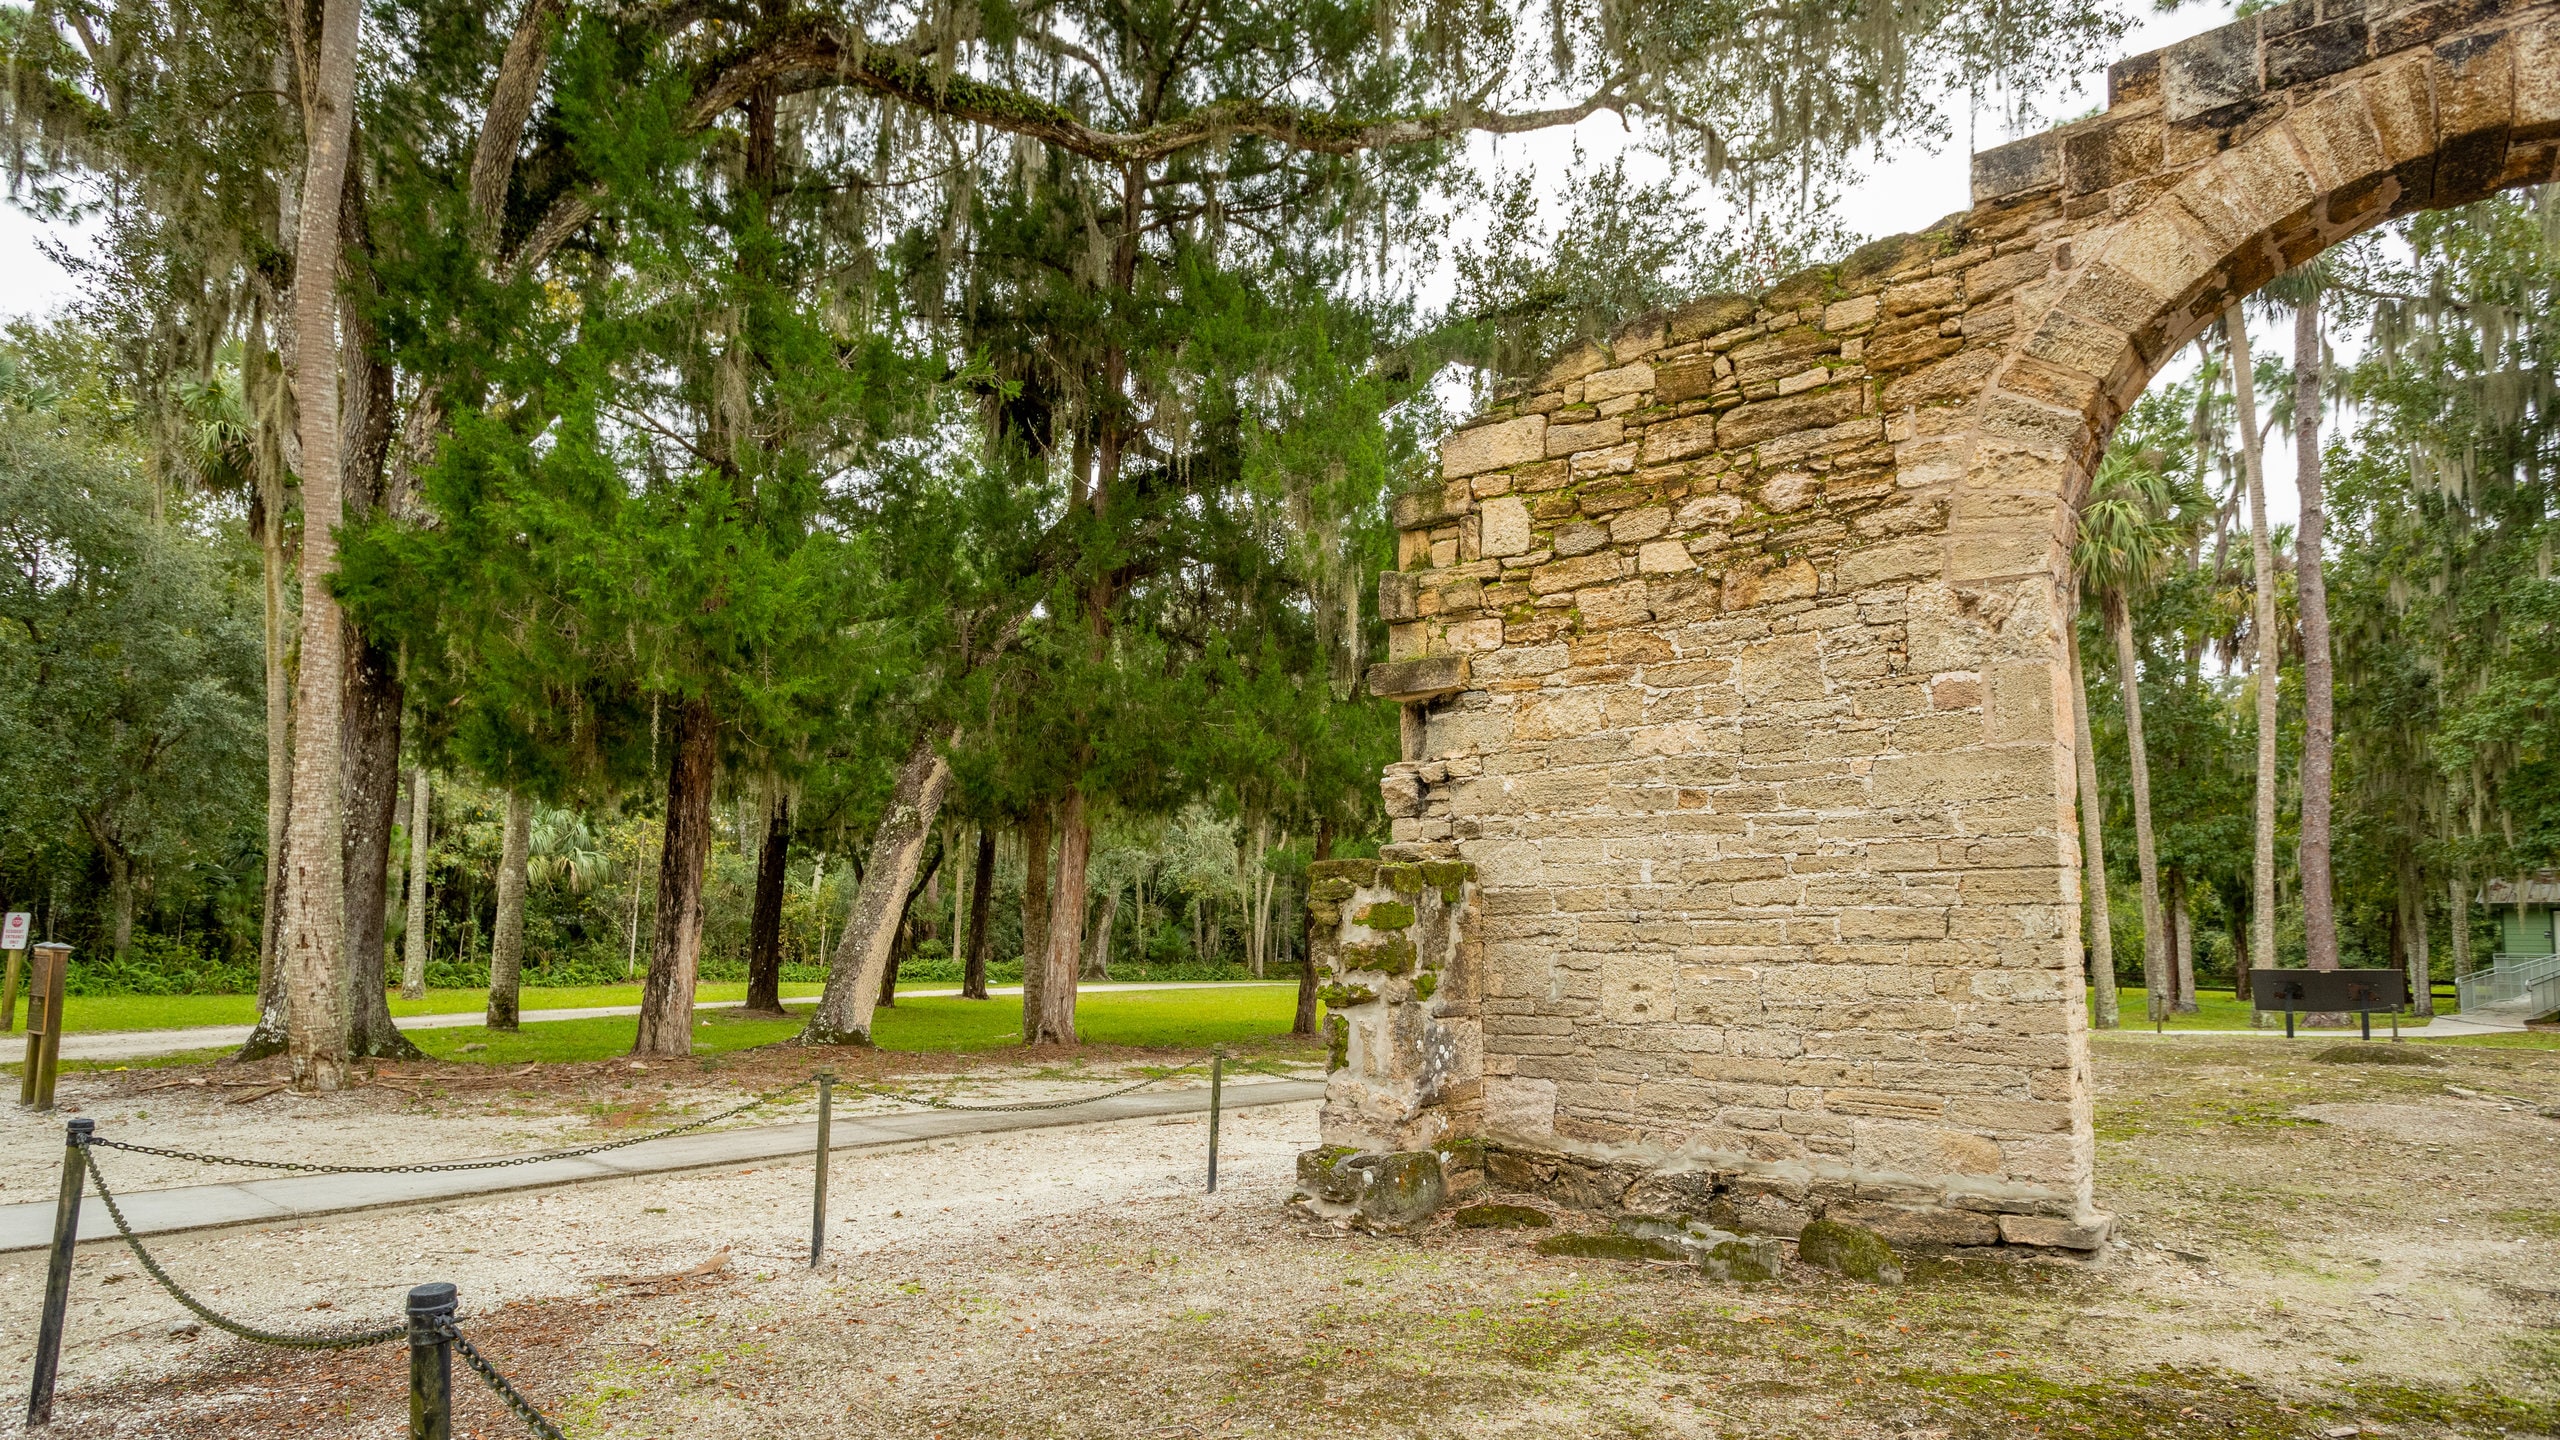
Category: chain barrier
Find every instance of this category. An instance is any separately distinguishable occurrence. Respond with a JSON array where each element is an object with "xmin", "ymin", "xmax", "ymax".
[
  {"xmin": 82, "ymin": 1146, "xmax": 406, "ymax": 1351},
  {"xmin": 88, "ymin": 1076, "xmax": 815, "ymax": 1175},
  {"xmin": 86, "ymin": 1141, "xmax": 569, "ymax": 1436},
  {"xmin": 842, "ymin": 1070, "xmax": 1183, "ymax": 1113},
  {"xmin": 445, "ymin": 1320, "xmax": 568, "ymax": 1440},
  {"xmin": 56, "ymin": 1057, "xmax": 1237, "ymax": 1434}
]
